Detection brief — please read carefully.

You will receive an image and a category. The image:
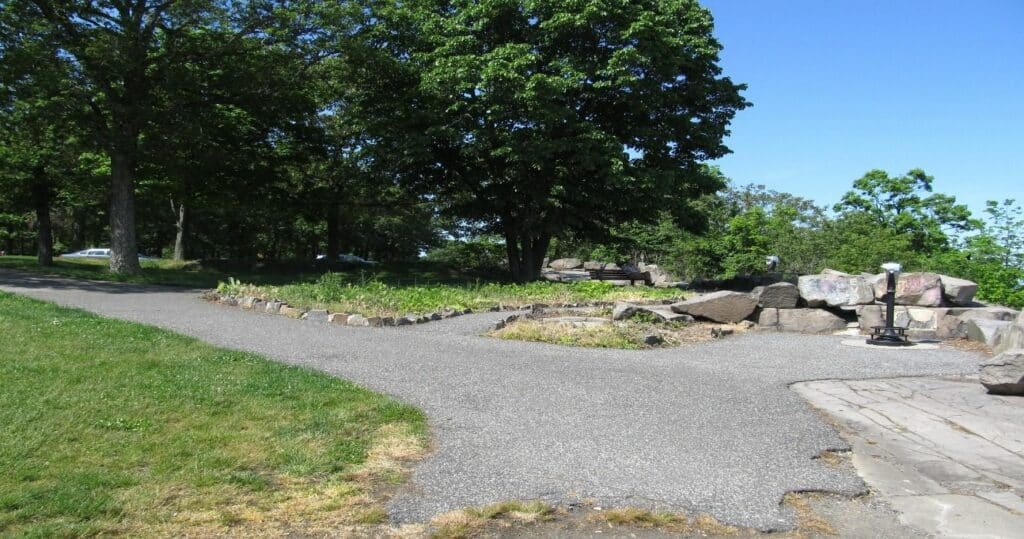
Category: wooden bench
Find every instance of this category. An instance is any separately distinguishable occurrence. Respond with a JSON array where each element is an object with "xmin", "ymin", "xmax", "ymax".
[{"xmin": 587, "ymin": 268, "xmax": 652, "ymax": 286}]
